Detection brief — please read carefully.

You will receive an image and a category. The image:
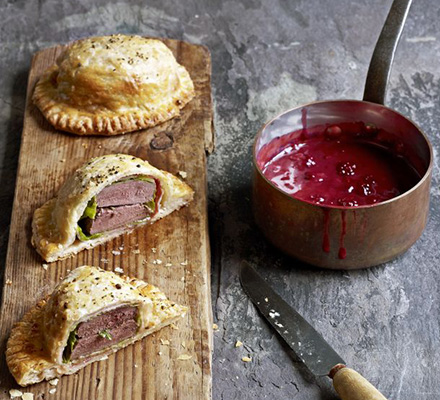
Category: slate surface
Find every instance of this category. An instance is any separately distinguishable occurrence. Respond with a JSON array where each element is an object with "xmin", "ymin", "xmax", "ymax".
[{"xmin": 0, "ymin": 0, "xmax": 439, "ymax": 399}]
